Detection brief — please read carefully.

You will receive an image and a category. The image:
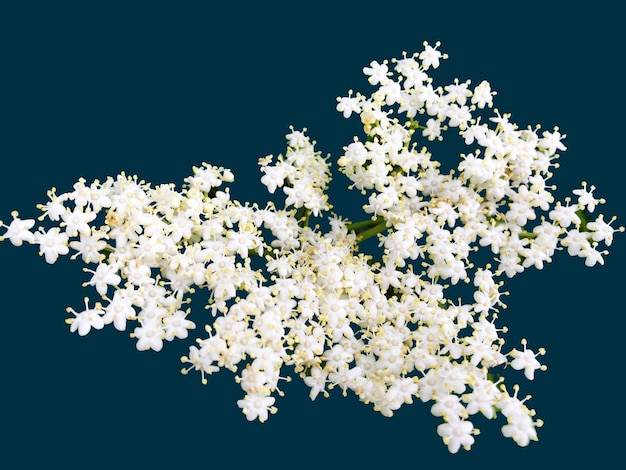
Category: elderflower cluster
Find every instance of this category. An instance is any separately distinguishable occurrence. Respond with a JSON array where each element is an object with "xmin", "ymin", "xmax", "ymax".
[{"xmin": 1, "ymin": 41, "xmax": 621, "ymax": 453}]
